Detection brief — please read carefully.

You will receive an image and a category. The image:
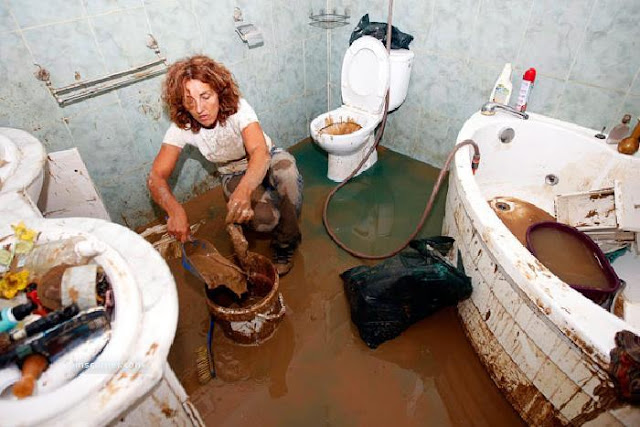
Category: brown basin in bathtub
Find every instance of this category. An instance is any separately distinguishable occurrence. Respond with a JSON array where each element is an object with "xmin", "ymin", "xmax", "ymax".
[
  {"xmin": 488, "ymin": 196, "xmax": 555, "ymax": 246},
  {"xmin": 526, "ymin": 221, "xmax": 621, "ymax": 304}
]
